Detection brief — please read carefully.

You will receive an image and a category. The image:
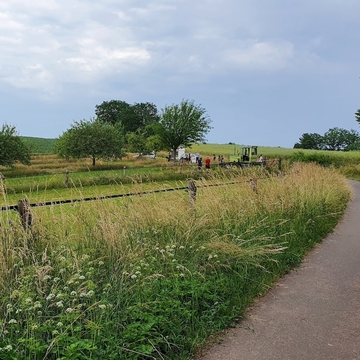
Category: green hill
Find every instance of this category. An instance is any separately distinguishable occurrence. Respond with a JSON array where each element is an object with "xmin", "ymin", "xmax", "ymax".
[{"xmin": 22, "ymin": 137, "xmax": 56, "ymax": 154}]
